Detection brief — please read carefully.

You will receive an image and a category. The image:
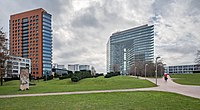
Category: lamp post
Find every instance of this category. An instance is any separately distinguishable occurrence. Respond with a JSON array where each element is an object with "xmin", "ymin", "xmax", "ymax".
[
  {"xmin": 145, "ymin": 64, "xmax": 148, "ymax": 79},
  {"xmin": 155, "ymin": 56, "xmax": 161, "ymax": 85}
]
